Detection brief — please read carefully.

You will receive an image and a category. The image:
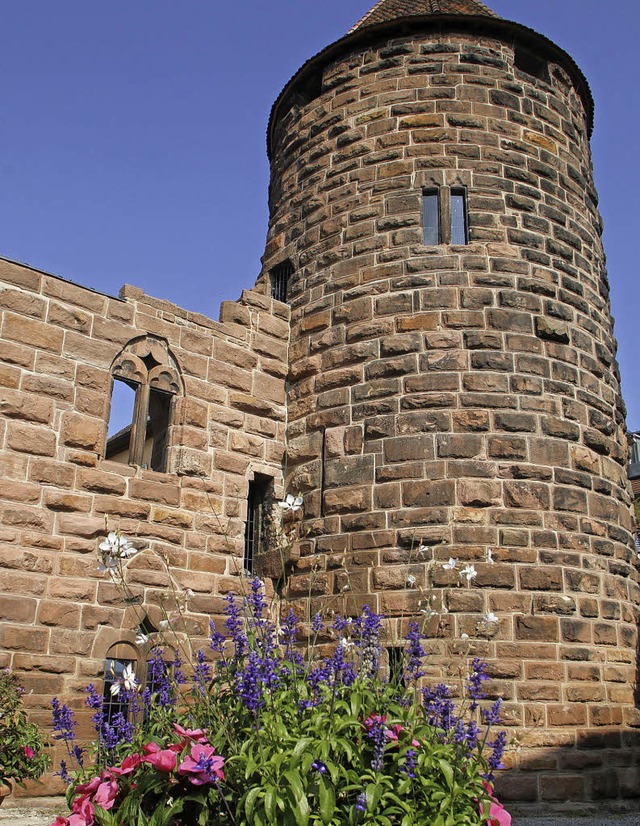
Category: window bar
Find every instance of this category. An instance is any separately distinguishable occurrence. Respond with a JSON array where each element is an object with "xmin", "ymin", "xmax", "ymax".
[{"xmin": 270, "ymin": 260, "xmax": 294, "ymax": 303}]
